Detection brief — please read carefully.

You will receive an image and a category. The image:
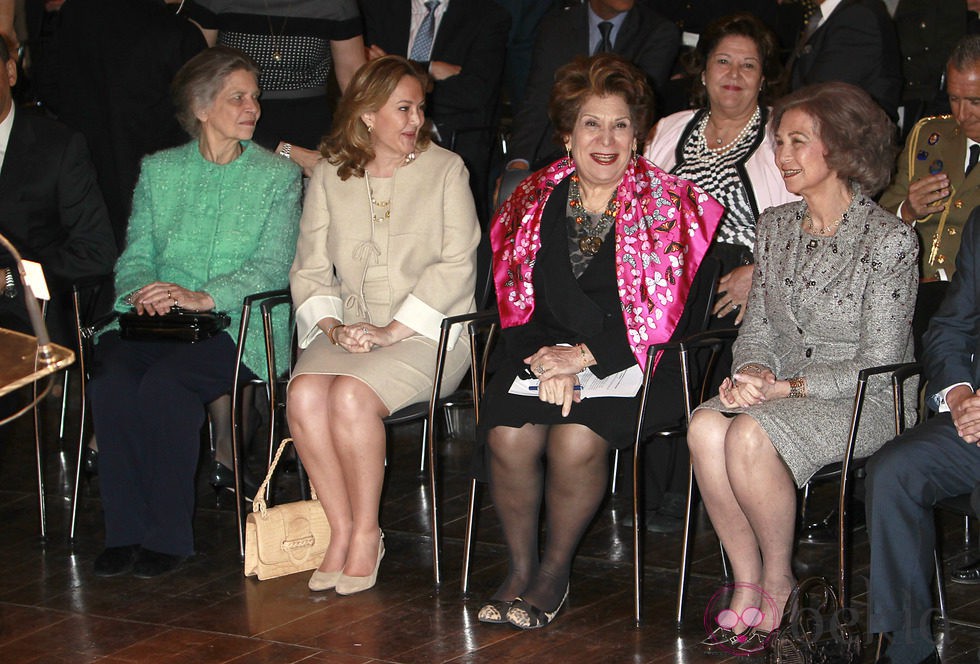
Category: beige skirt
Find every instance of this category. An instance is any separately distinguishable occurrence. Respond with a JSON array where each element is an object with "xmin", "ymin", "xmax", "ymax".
[{"xmin": 290, "ymin": 333, "xmax": 471, "ymax": 413}]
